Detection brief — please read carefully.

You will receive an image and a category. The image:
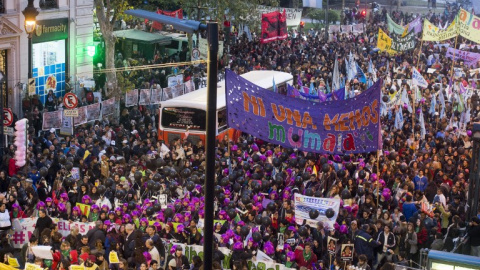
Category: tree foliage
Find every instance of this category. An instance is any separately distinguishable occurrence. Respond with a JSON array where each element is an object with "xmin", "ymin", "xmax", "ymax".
[{"xmin": 308, "ymin": 9, "xmax": 340, "ymax": 29}]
